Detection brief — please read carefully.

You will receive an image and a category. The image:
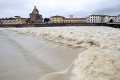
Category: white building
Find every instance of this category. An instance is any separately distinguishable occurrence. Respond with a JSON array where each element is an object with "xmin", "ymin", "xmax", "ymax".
[
  {"xmin": 87, "ymin": 14, "xmax": 120, "ymax": 23},
  {"xmin": 104, "ymin": 16, "xmax": 109, "ymax": 23},
  {"xmin": 116, "ymin": 15, "xmax": 120, "ymax": 22},
  {"xmin": 109, "ymin": 16, "xmax": 116, "ymax": 22},
  {"xmin": 87, "ymin": 14, "xmax": 107, "ymax": 23}
]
